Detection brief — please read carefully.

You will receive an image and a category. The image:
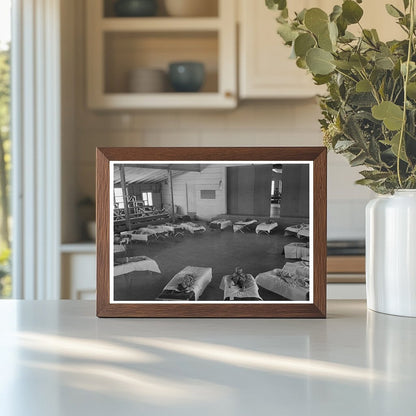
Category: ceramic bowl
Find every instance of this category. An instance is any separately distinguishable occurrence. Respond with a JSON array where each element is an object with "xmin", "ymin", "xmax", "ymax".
[
  {"xmin": 114, "ymin": 0, "xmax": 158, "ymax": 17},
  {"xmin": 128, "ymin": 68, "xmax": 167, "ymax": 93},
  {"xmin": 168, "ymin": 62, "xmax": 205, "ymax": 92}
]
